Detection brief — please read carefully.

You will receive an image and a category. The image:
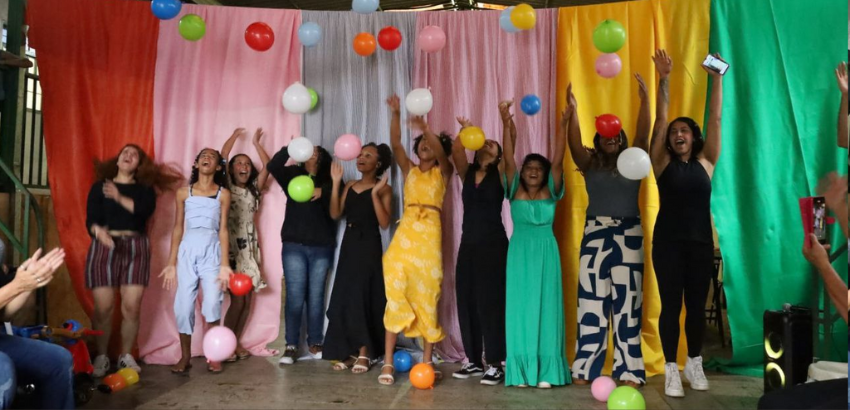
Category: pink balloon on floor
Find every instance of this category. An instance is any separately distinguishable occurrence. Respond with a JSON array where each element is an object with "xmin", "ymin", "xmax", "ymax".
[
  {"xmin": 334, "ymin": 134, "xmax": 362, "ymax": 161},
  {"xmin": 418, "ymin": 26, "xmax": 446, "ymax": 53},
  {"xmin": 203, "ymin": 326, "xmax": 237, "ymax": 362},
  {"xmin": 591, "ymin": 376, "xmax": 618, "ymax": 402},
  {"xmin": 595, "ymin": 53, "xmax": 622, "ymax": 78}
]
